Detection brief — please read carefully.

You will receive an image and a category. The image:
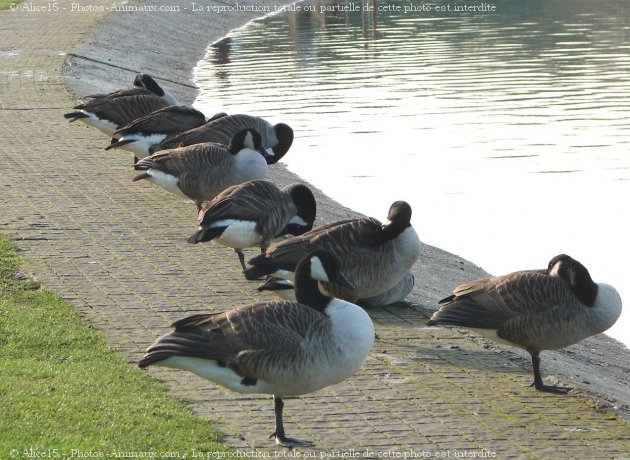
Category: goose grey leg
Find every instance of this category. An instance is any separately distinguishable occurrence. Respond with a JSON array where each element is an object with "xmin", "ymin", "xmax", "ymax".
[
  {"xmin": 235, "ymin": 249, "xmax": 247, "ymax": 271},
  {"xmin": 269, "ymin": 396, "xmax": 313, "ymax": 448},
  {"xmin": 531, "ymin": 354, "xmax": 570, "ymax": 394}
]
